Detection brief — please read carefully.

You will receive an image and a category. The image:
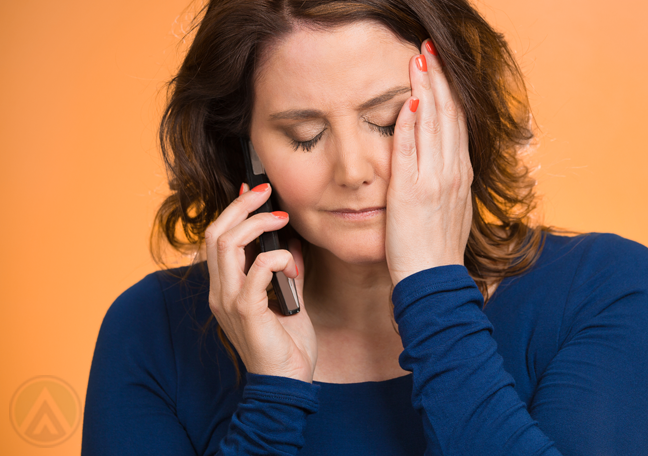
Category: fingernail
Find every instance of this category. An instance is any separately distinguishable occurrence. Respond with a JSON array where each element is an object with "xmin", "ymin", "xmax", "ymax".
[
  {"xmin": 415, "ymin": 55, "xmax": 427, "ymax": 72},
  {"xmin": 295, "ymin": 264, "xmax": 299, "ymax": 276},
  {"xmin": 252, "ymin": 183, "xmax": 270, "ymax": 192},
  {"xmin": 425, "ymin": 40, "xmax": 437, "ymax": 56},
  {"xmin": 409, "ymin": 98, "xmax": 419, "ymax": 112},
  {"xmin": 239, "ymin": 183, "xmax": 246, "ymax": 196},
  {"xmin": 271, "ymin": 211, "xmax": 289, "ymax": 219}
]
